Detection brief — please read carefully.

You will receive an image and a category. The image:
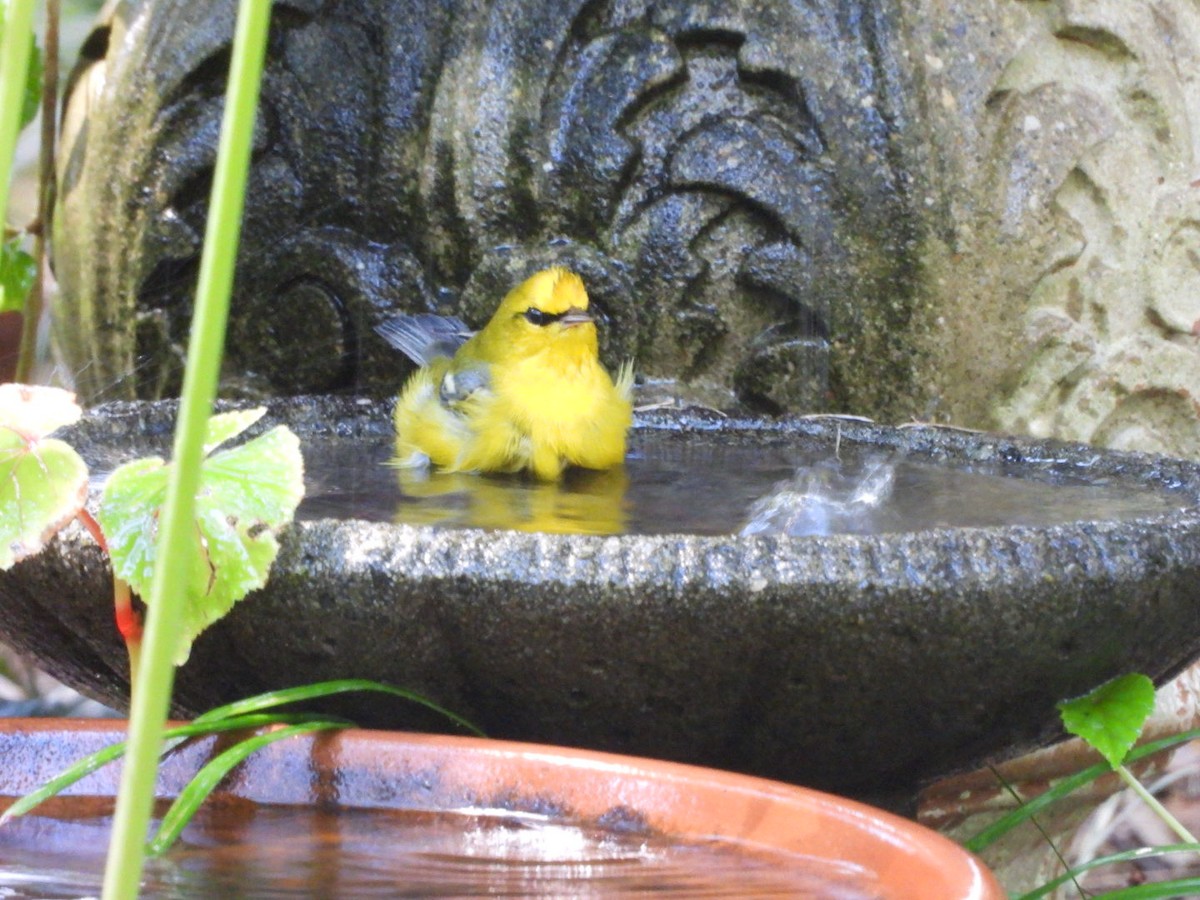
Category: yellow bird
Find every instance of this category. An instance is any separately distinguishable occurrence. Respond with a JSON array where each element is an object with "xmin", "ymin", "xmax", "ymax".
[{"xmin": 377, "ymin": 268, "xmax": 633, "ymax": 481}]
